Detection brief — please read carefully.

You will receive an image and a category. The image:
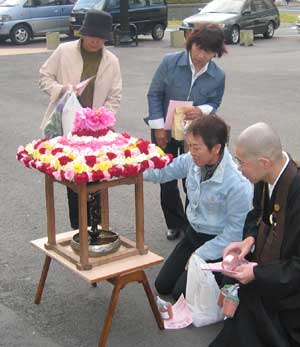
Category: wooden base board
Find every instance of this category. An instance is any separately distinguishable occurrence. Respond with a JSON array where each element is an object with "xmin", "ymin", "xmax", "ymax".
[
  {"xmin": 31, "ymin": 231, "xmax": 164, "ymax": 283},
  {"xmin": 44, "ymin": 232, "xmax": 148, "ymax": 269}
]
